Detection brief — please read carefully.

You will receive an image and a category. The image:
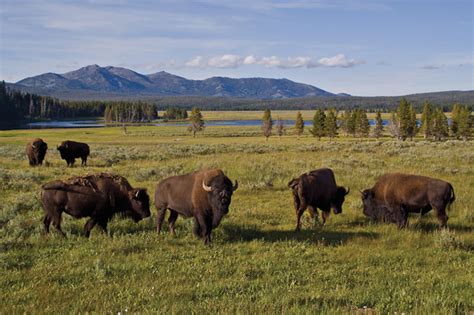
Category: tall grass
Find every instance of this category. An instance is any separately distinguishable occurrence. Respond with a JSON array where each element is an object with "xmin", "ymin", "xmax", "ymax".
[{"xmin": 0, "ymin": 126, "xmax": 473, "ymax": 313}]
